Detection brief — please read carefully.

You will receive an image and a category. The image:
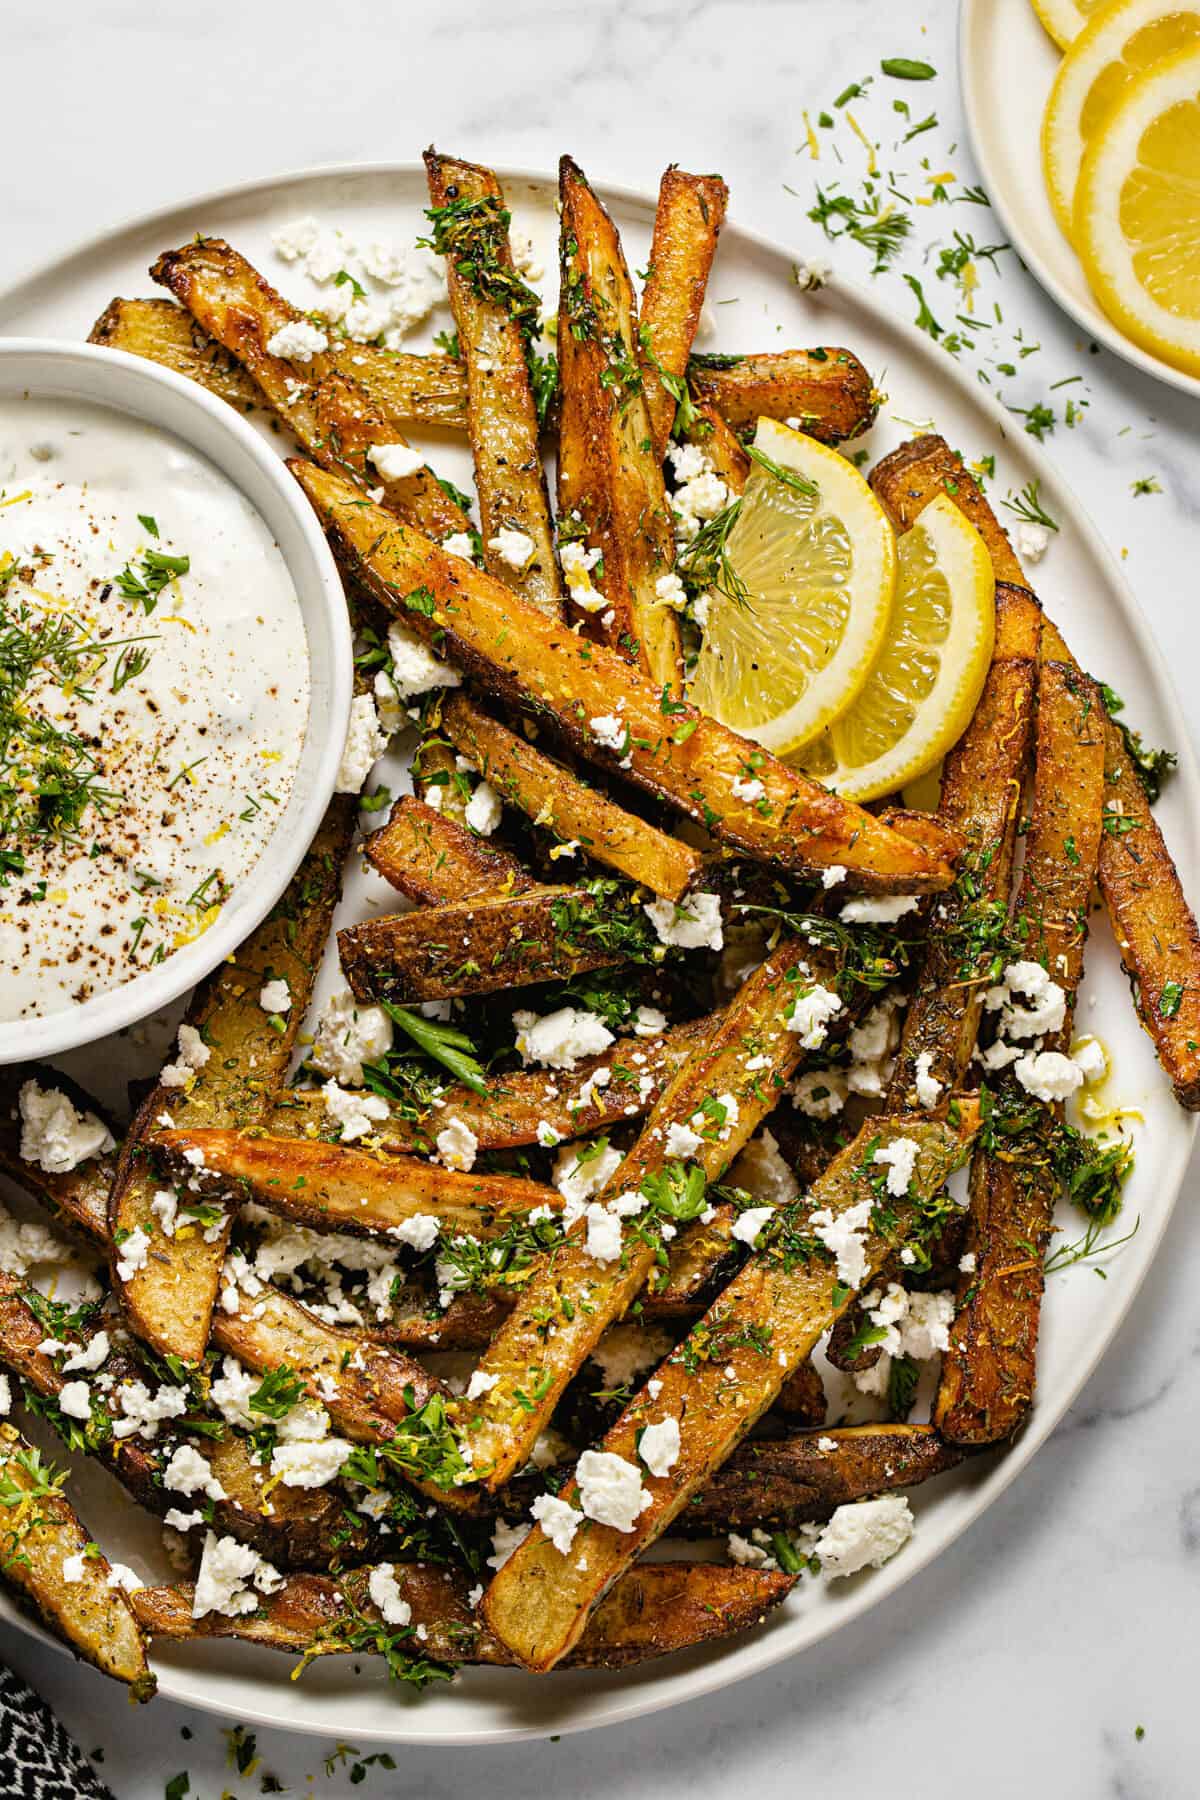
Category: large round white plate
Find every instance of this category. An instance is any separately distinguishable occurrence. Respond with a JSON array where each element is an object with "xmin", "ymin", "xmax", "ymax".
[
  {"xmin": 960, "ymin": 0, "xmax": 1200, "ymax": 401},
  {"xmin": 0, "ymin": 162, "xmax": 1195, "ymax": 1746}
]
